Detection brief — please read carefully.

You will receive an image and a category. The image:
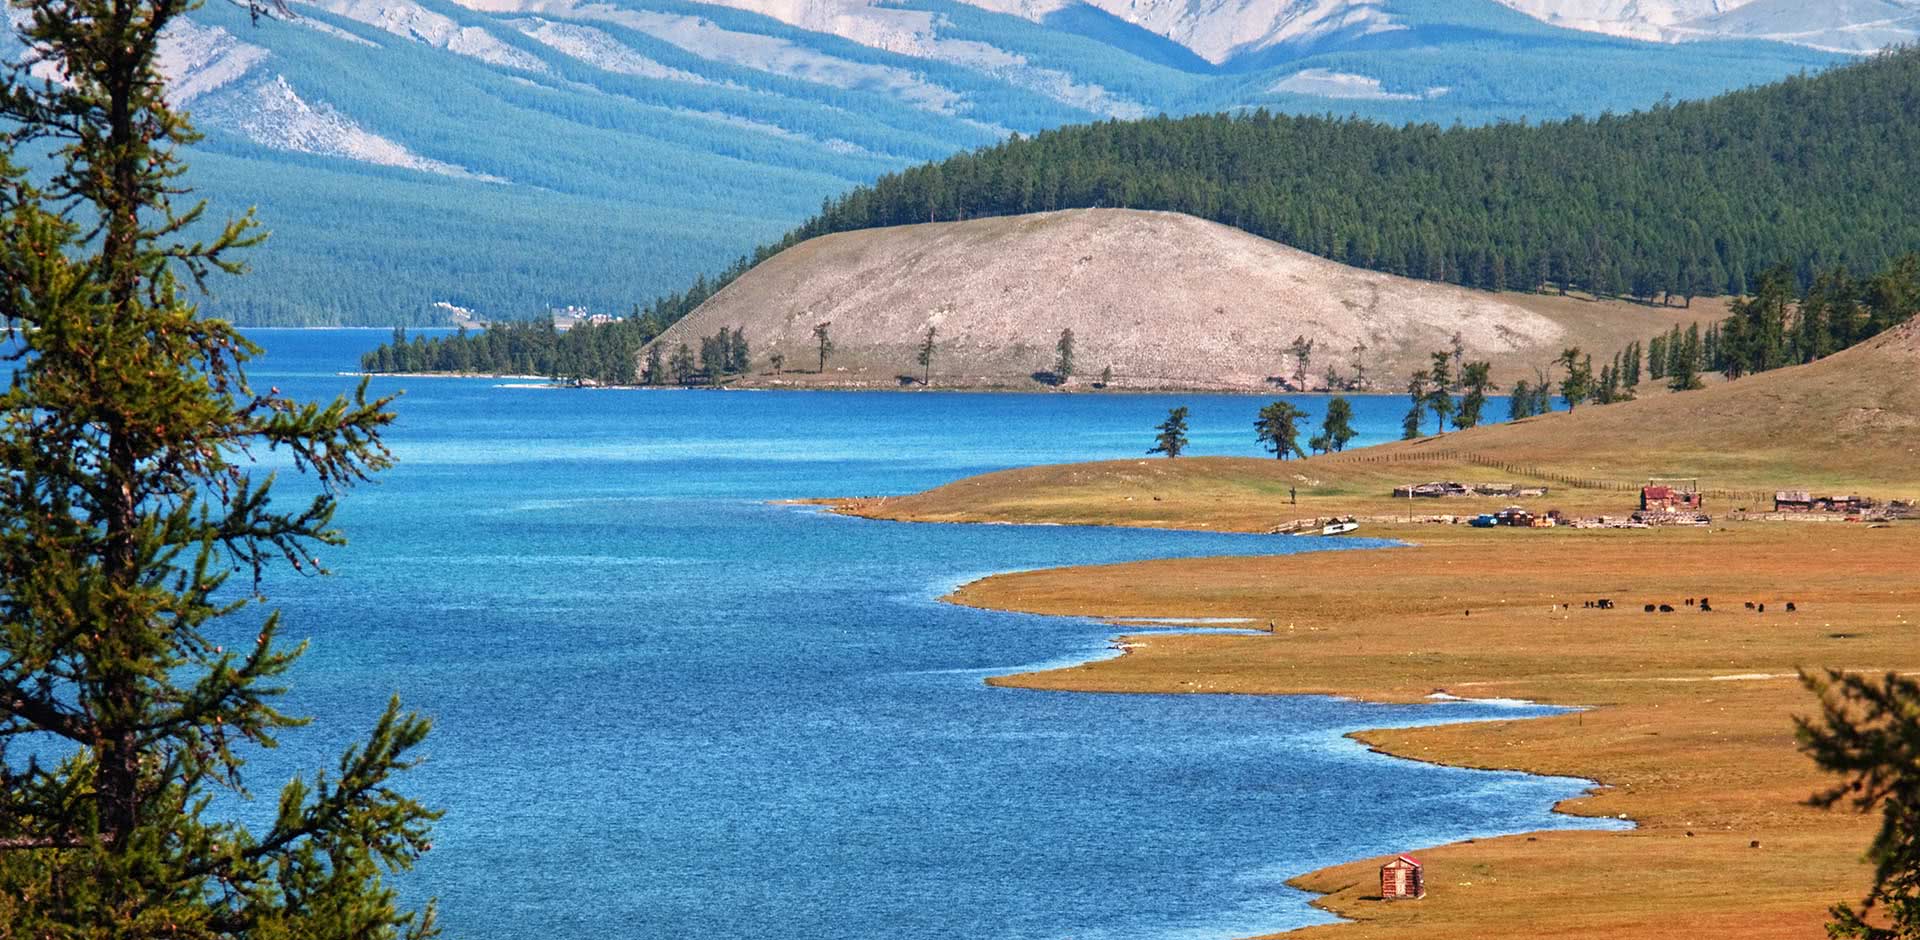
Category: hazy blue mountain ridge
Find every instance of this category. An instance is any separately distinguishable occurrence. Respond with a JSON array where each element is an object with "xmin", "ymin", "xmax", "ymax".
[{"xmin": 7, "ymin": 0, "xmax": 1853, "ymax": 324}]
